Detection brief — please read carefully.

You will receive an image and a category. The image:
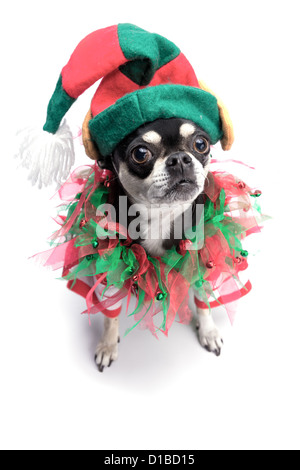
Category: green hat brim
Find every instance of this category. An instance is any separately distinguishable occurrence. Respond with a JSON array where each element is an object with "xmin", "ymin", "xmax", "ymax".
[{"xmin": 89, "ymin": 85, "xmax": 223, "ymax": 157}]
